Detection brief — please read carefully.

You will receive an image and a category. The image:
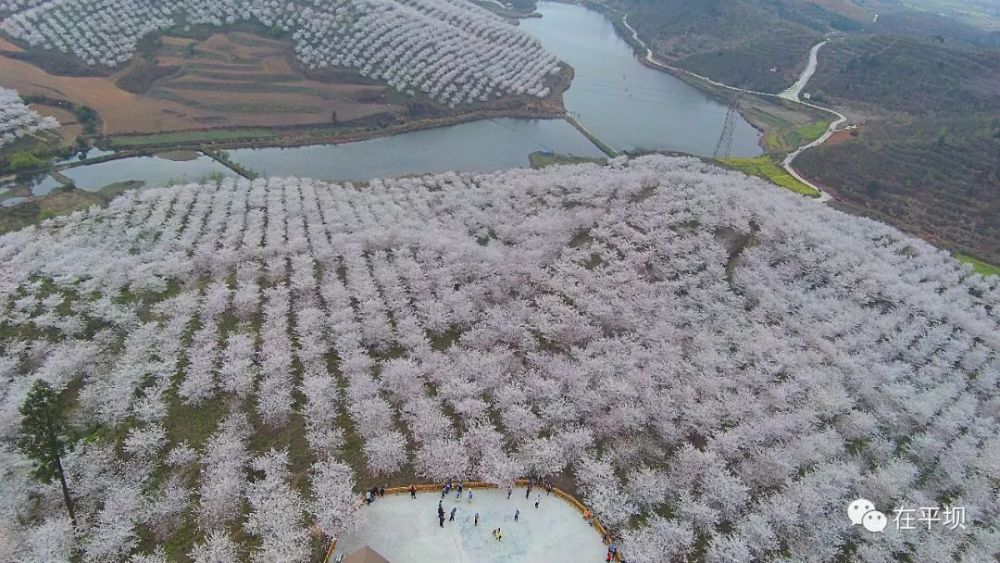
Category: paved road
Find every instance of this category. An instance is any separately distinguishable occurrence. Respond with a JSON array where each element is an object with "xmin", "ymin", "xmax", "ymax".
[
  {"xmin": 779, "ymin": 40, "xmax": 826, "ymax": 102},
  {"xmin": 619, "ymin": 14, "xmax": 845, "ymax": 202}
]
